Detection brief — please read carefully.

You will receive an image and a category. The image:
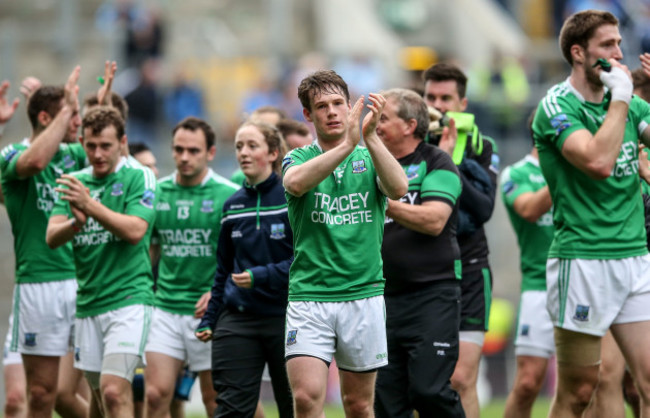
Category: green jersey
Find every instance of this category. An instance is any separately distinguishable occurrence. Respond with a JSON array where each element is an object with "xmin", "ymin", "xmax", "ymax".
[
  {"xmin": 51, "ymin": 157, "xmax": 157, "ymax": 317},
  {"xmin": 533, "ymin": 81, "xmax": 650, "ymax": 259},
  {"xmin": 154, "ymin": 169, "xmax": 239, "ymax": 315},
  {"xmin": 0, "ymin": 140, "xmax": 86, "ymax": 283},
  {"xmin": 230, "ymin": 169, "xmax": 245, "ymax": 186},
  {"xmin": 500, "ymin": 155, "xmax": 554, "ymax": 292},
  {"xmin": 282, "ymin": 143, "xmax": 387, "ymax": 302}
]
